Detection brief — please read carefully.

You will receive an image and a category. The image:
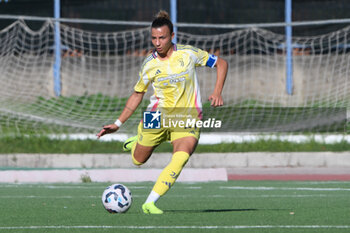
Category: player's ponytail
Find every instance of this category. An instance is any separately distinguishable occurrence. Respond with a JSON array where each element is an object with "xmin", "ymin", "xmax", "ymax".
[{"xmin": 152, "ymin": 10, "xmax": 173, "ymax": 34}]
